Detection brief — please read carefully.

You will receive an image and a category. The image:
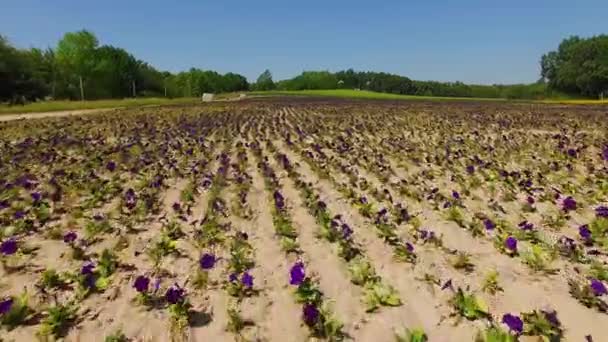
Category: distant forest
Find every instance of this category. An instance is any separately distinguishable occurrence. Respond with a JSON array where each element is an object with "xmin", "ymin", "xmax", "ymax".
[{"xmin": 1, "ymin": 30, "xmax": 606, "ymax": 103}]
